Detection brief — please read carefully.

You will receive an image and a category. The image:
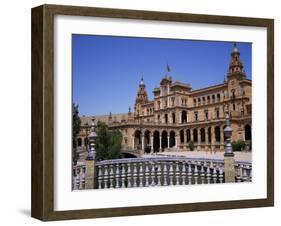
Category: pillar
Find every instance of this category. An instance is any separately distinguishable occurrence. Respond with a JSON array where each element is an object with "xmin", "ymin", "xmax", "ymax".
[
  {"xmin": 175, "ymin": 134, "xmax": 178, "ymax": 148},
  {"xmin": 151, "ymin": 135, "xmax": 154, "ymax": 153},
  {"xmin": 85, "ymin": 160, "xmax": 97, "ymax": 189},
  {"xmin": 132, "ymin": 135, "xmax": 135, "ymax": 150},
  {"xmin": 224, "ymin": 153, "xmax": 235, "ymax": 183},
  {"xmin": 198, "ymin": 128, "xmax": 201, "ymax": 145},
  {"xmin": 159, "ymin": 135, "xmax": 162, "ymax": 150},
  {"xmin": 141, "ymin": 135, "xmax": 144, "ymax": 151},
  {"xmin": 168, "ymin": 135, "xmax": 170, "ymax": 148}
]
